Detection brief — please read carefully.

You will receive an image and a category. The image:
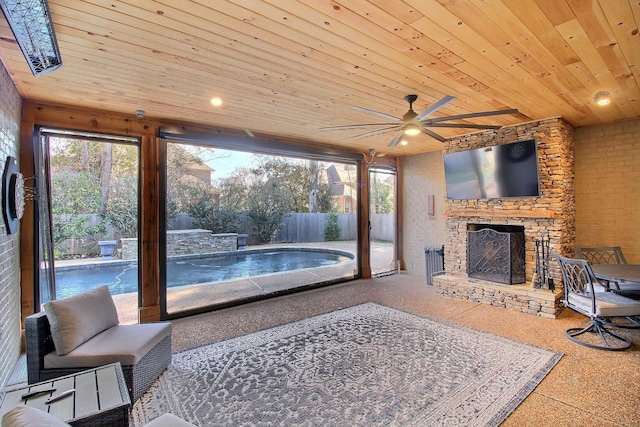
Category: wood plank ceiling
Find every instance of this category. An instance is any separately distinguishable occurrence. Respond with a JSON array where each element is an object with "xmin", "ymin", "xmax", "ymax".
[{"xmin": 0, "ymin": 0, "xmax": 638, "ymax": 156}]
